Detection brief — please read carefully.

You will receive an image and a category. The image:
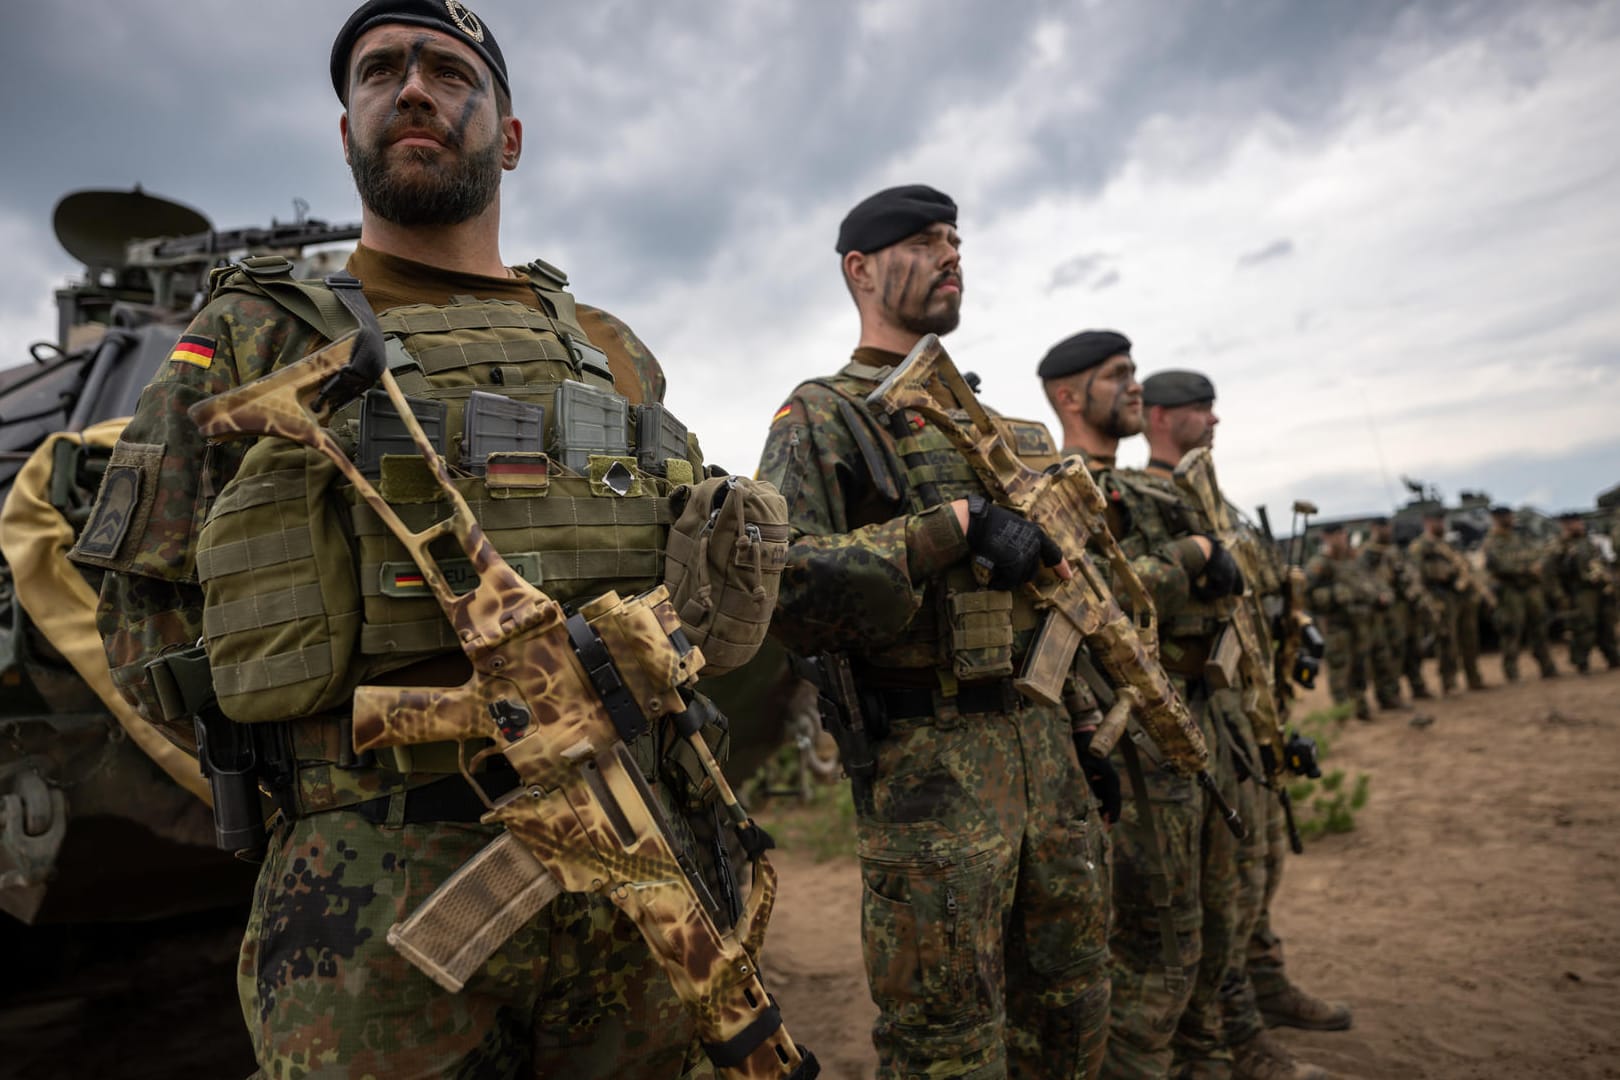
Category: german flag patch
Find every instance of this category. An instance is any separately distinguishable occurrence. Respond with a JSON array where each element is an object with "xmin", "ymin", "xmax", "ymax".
[
  {"xmin": 169, "ymin": 334, "xmax": 217, "ymax": 369},
  {"xmin": 771, "ymin": 404, "xmax": 794, "ymax": 424}
]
